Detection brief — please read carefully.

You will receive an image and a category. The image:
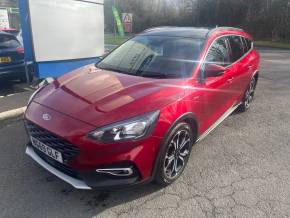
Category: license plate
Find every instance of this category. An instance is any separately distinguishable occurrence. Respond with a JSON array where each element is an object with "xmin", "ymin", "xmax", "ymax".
[
  {"xmin": 31, "ymin": 136, "xmax": 63, "ymax": 163},
  {"xmin": 0, "ymin": 57, "xmax": 11, "ymax": 63}
]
